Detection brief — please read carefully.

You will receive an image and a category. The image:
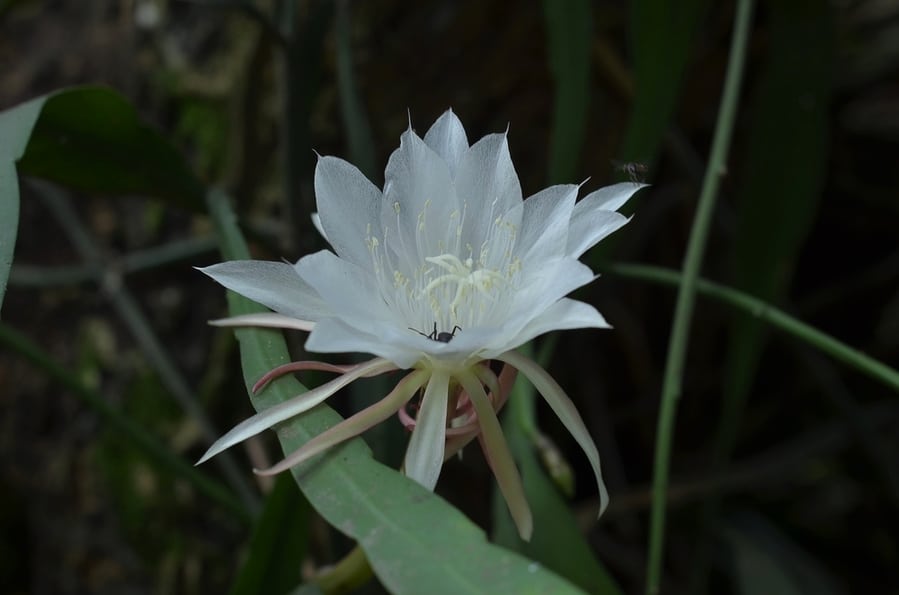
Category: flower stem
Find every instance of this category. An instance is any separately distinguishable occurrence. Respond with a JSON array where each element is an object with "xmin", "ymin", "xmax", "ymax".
[
  {"xmin": 644, "ymin": 1, "xmax": 755, "ymax": 593},
  {"xmin": 313, "ymin": 545, "xmax": 375, "ymax": 594},
  {"xmin": 604, "ymin": 263, "xmax": 899, "ymax": 394}
]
